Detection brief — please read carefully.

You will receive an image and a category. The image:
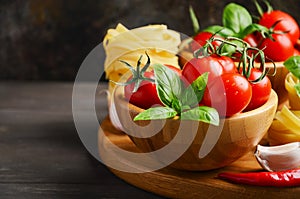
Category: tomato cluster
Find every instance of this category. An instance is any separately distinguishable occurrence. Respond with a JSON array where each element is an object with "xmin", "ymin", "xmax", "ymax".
[
  {"xmin": 182, "ymin": 55, "xmax": 271, "ymax": 117},
  {"xmin": 124, "ymin": 54, "xmax": 271, "ymax": 117},
  {"xmin": 124, "ymin": 1, "xmax": 300, "ymax": 118},
  {"xmin": 243, "ymin": 4, "xmax": 300, "ymax": 61}
]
